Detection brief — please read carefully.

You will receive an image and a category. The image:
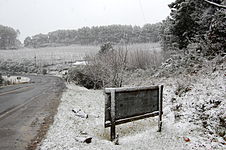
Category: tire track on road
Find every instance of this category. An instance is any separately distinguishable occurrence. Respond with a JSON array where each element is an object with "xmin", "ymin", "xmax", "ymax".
[{"xmin": 0, "ymin": 86, "xmax": 32, "ymax": 96}]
